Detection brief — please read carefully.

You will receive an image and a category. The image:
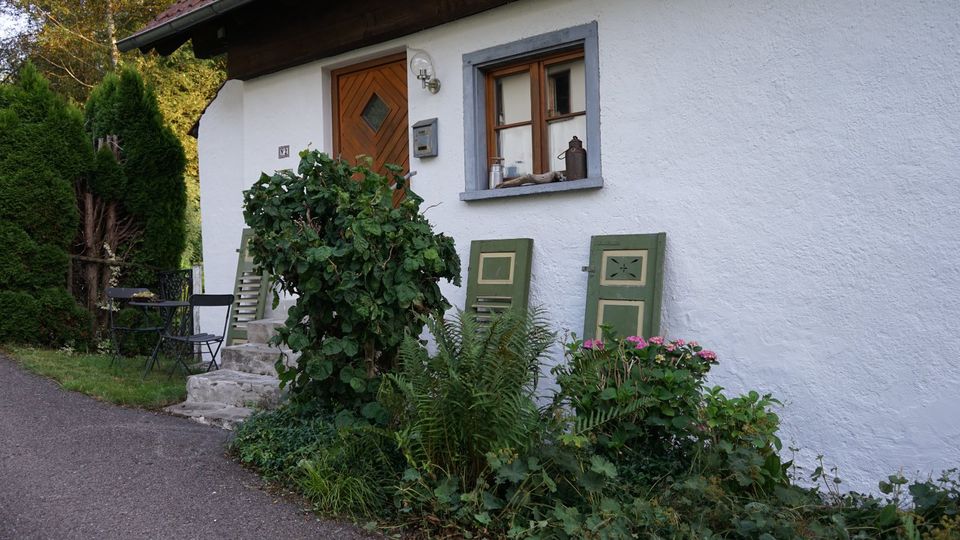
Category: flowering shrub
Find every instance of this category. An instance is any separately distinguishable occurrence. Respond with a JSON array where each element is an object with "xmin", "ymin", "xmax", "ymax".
[
  {"xmin": 232, "ymin": 321, "xmax": 959, "ymax": 538},
  {"xmin": 554, "ymin": 334, "xmax": 720, "ymax": 466}
]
